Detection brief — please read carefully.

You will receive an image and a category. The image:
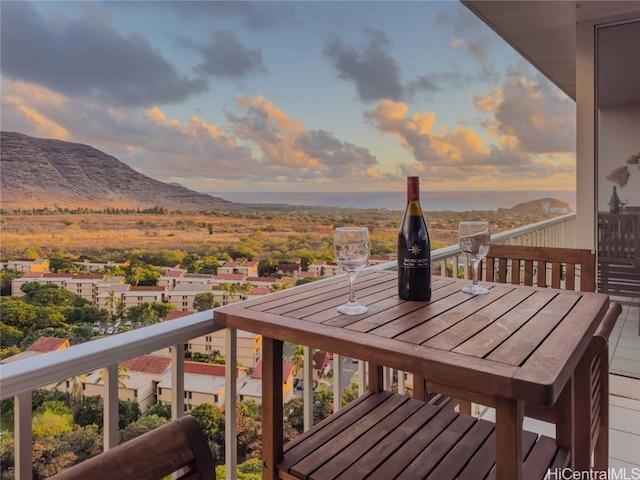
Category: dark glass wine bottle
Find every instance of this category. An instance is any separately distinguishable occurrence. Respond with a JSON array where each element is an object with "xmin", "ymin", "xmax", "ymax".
[
  {"xmin": 397, "ymin": 176, "xmax": 431, "ymax": 300},
  {"xmin": 609, "ymin": 186, "xmax": 620, "ymax": 213}
]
